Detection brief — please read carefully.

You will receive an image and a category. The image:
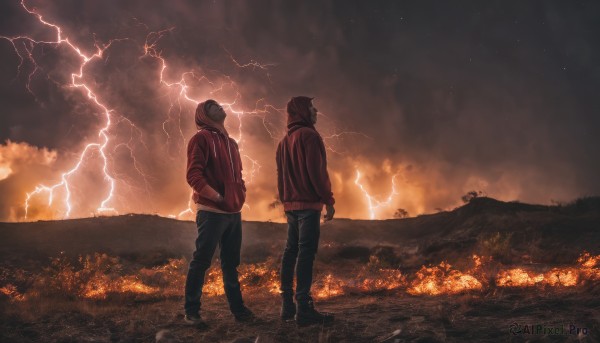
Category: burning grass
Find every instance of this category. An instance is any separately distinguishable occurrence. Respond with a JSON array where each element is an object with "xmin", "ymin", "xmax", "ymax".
[
  {"xmin": 408, "ymin": 262, "xmax": 483, "ymax": 296},
  {"xmin": 496, "ymin": 252, "xmax": 600, "ymax": 288},
  {"xmin": 1, "ymin": 251, "xmax": 598, "ymax": 304}
]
